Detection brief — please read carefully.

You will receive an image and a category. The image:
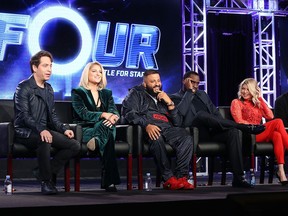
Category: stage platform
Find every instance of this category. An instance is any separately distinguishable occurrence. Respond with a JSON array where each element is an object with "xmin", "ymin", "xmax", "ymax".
[{"xmin": 1, "ymin": 175, "xmax": 288, "ymax": 215}]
